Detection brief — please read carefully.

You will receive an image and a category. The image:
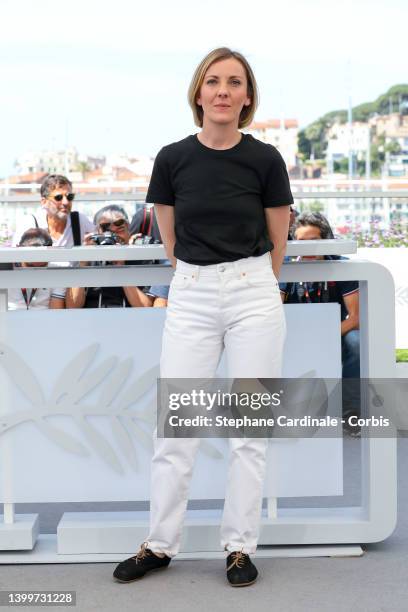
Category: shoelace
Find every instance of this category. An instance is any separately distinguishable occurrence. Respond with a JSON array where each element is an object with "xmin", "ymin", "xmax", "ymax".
[
  {"xmin": 133, "ymin": 542, "xmax": 151, "ymax": 564},
  {"xmin": 227, "ymin": 551, "xmax": 248, "ymax": 571}
]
